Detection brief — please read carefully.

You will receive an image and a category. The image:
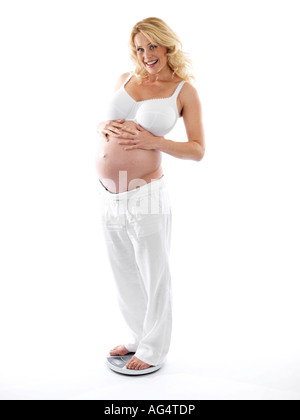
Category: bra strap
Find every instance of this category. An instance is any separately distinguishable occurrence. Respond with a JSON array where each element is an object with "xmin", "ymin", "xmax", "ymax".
[
  {"xmin": 173, "ymin": 80, "xmax": 186, "ymax": 98},
  {"xmin": 123, "ymin": 71, "xmax": 134, "ymax": 87}
]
